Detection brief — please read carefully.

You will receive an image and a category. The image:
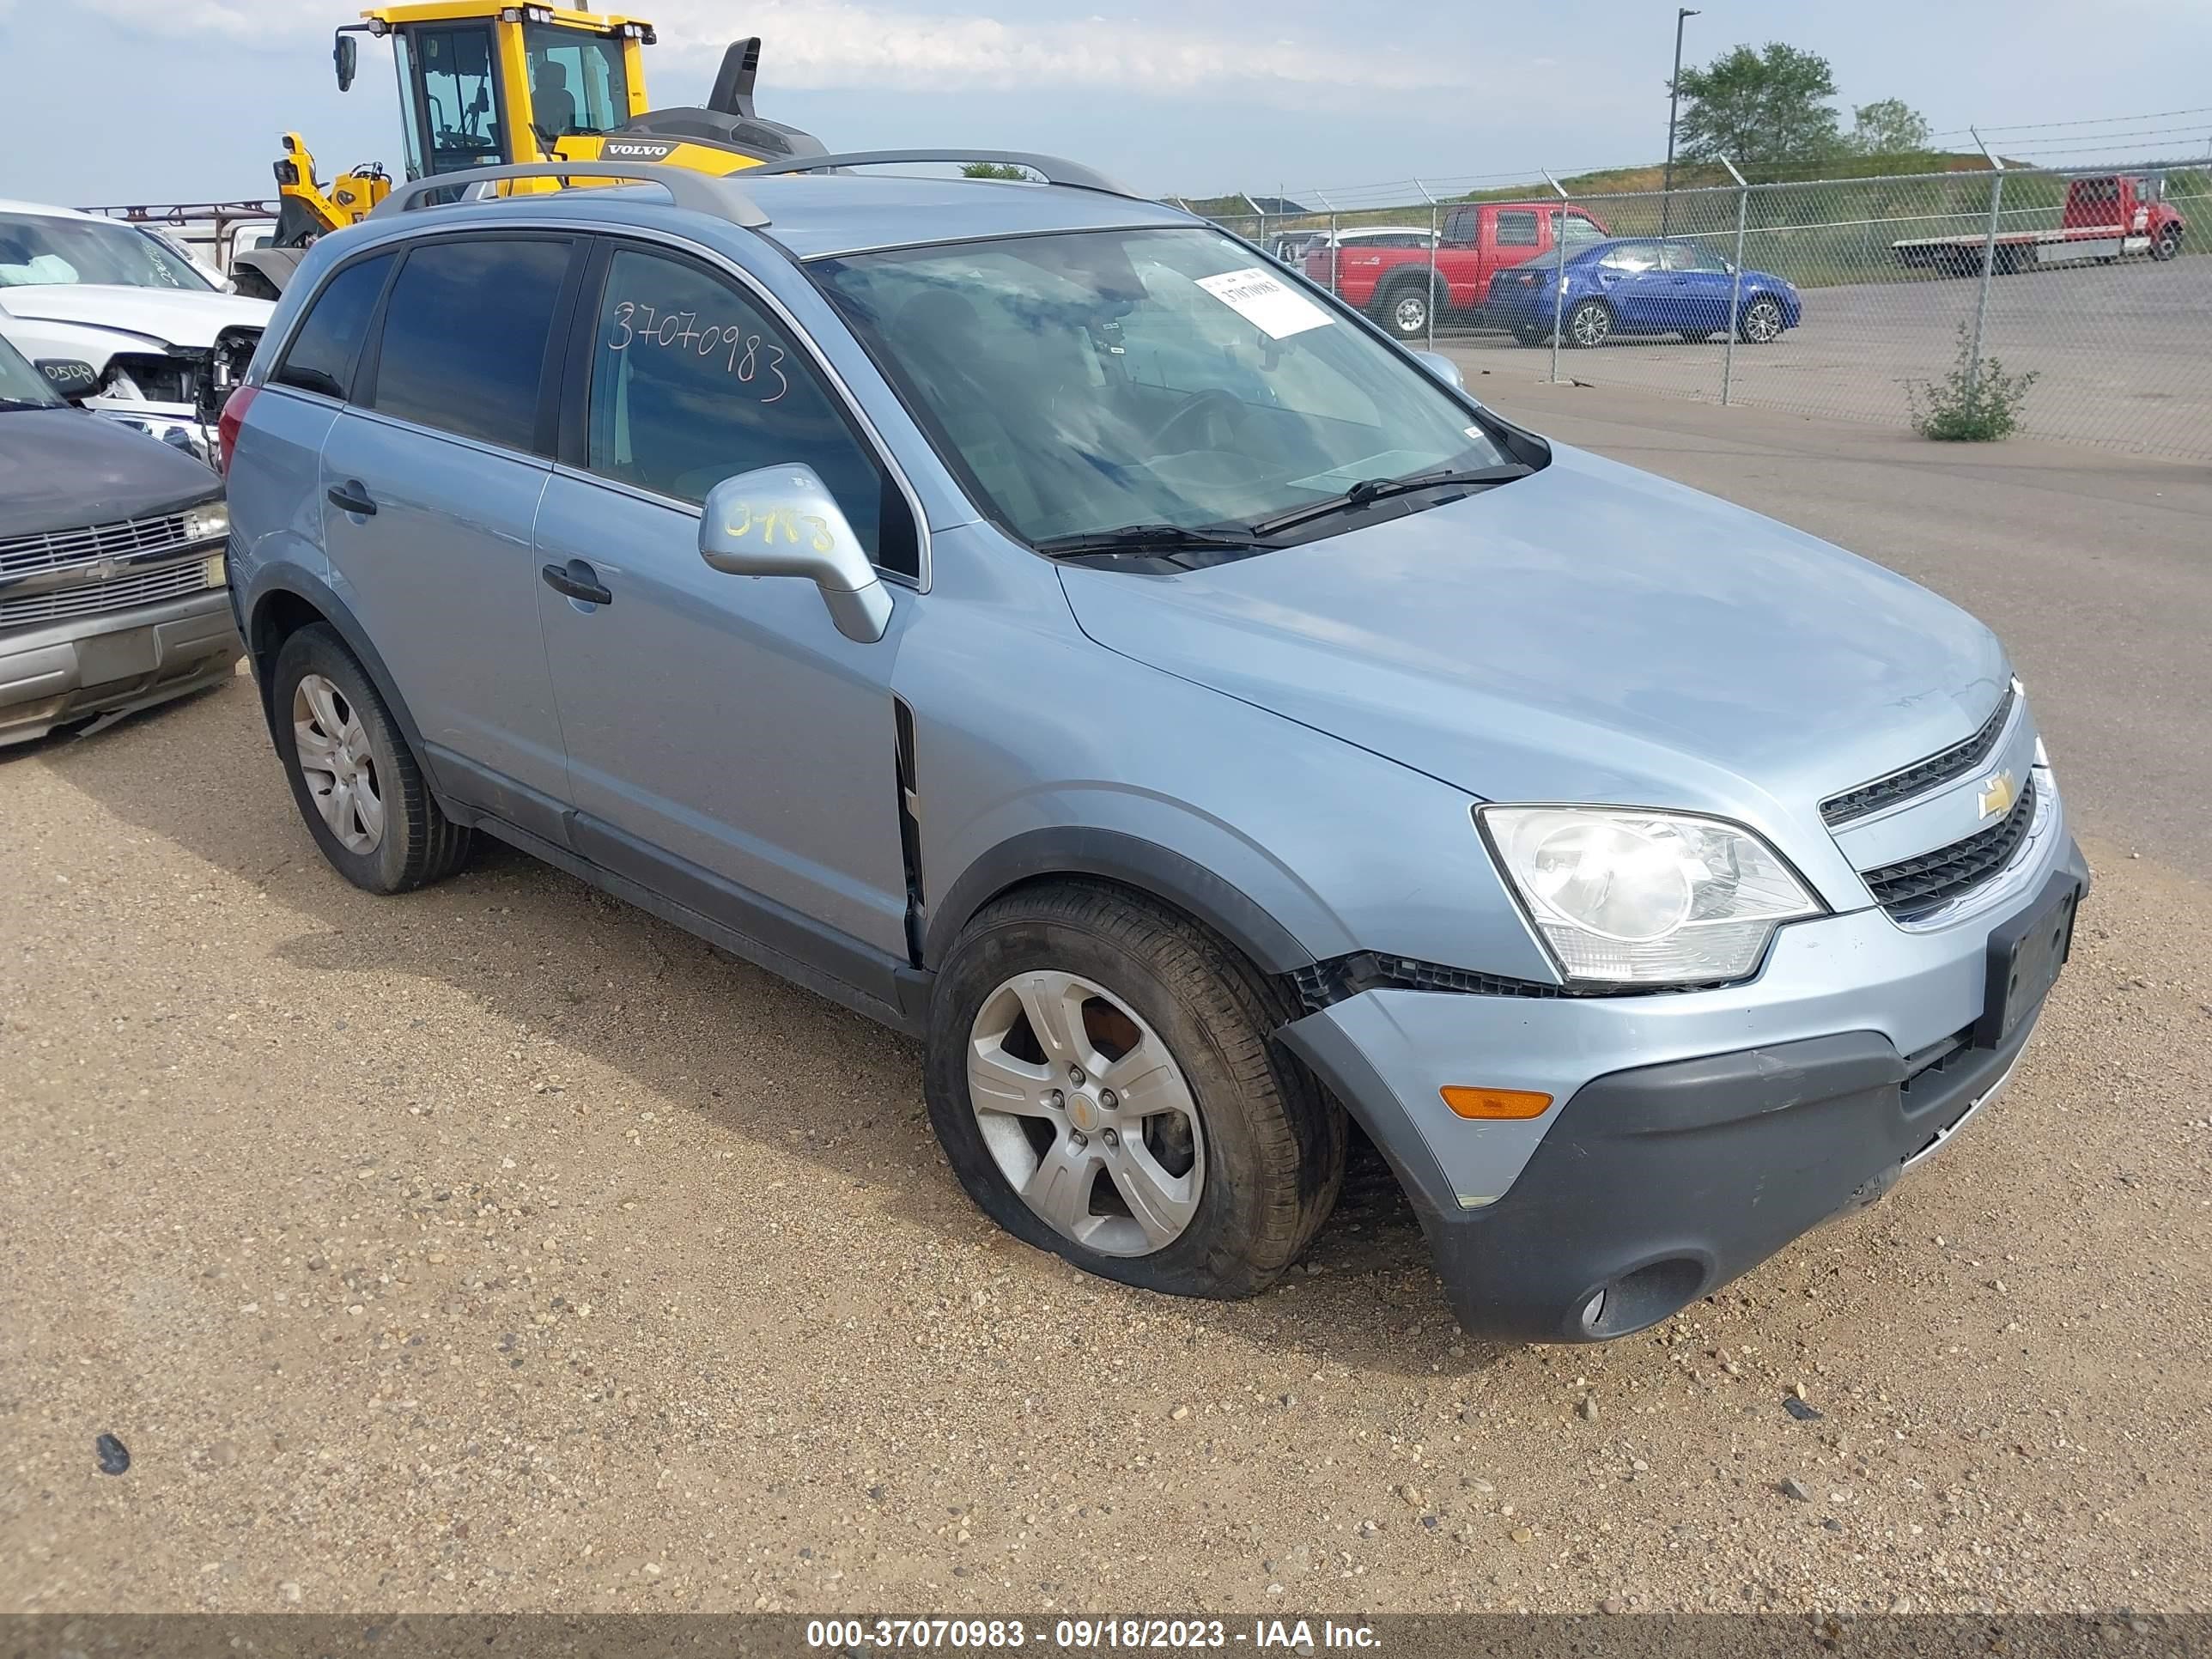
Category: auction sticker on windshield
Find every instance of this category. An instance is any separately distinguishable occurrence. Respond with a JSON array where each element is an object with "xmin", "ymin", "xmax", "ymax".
[{"xmin": 1195, "ymin": 267, "xmax": 1332, "ymax": 339}]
